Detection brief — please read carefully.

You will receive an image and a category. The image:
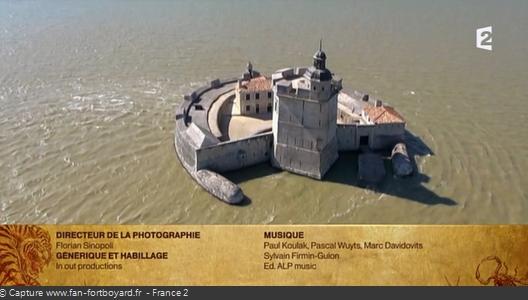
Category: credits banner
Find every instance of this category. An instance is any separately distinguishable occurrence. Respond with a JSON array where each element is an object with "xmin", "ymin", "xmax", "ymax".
[{"xmin": 0, "ymin": 225, "xmax": 527, "ymax": 286}]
